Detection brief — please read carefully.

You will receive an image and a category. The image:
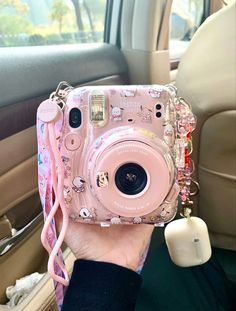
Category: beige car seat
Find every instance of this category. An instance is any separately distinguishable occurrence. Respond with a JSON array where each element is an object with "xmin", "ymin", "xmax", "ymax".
[{"xmin": 176, "ymin": 2, "xmax": 236, "ymax": 251}]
